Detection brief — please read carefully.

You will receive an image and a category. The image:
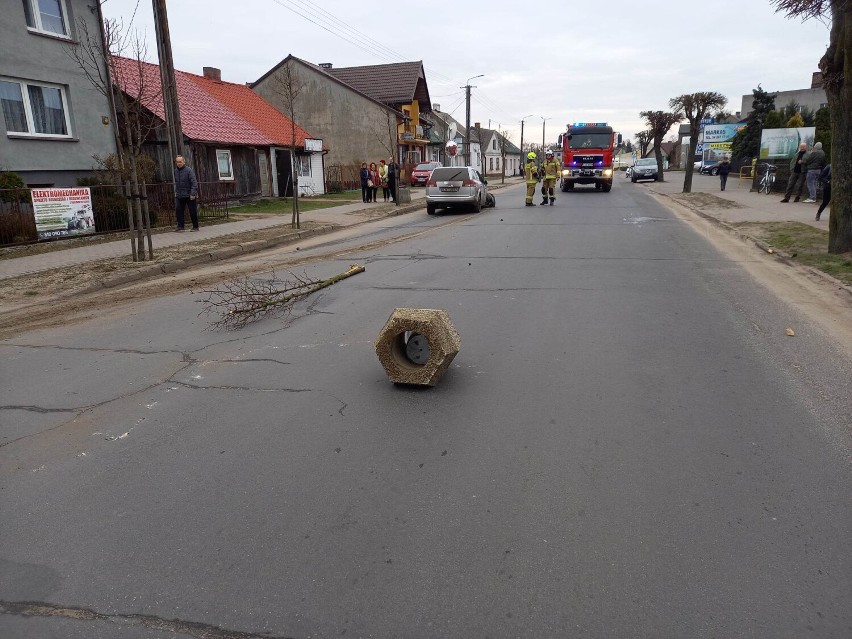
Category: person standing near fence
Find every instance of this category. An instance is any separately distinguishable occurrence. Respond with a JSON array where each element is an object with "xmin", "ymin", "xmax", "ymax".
[
  {"xmin": 717, "ymin": 156, "xmax": 731, "ymax": 191},
  {"xmin": 780, "ymin": 142, "xmax": 807, "ymax": 203},
  {"xmin": 359, "ymin": 162, "xmax": 370, "ymax": 203},
  {"xmin": 802, "ymin": 141, "xmax": 826, "ymax": 203},
  {"xmin": 387, "ymin": 158, "xmax": 398, "ymax": 203},
  {"xmin": 378, "ymin": 160, "xmax": 390, "ymax": 202},
  {"xmin": 174, "ymin": 155, "xmax": 199, "ymax": 232},
  {"xmin": 816, "ymin": 164, "xmax": 831, "ymax": 221},
  {"xmin": 368, "ymin": 162, "xmax": 380, "ymax": 202}
]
